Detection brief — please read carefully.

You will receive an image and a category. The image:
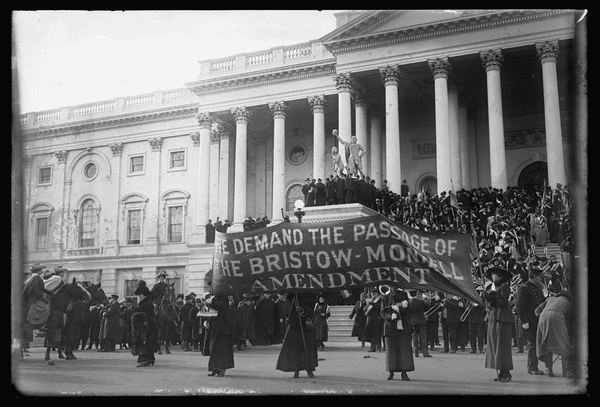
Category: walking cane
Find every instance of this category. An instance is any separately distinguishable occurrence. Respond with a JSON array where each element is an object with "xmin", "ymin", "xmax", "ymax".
[{"xmin": 294, "ymin": 293, "xmax": 308, "ymax": 355}]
